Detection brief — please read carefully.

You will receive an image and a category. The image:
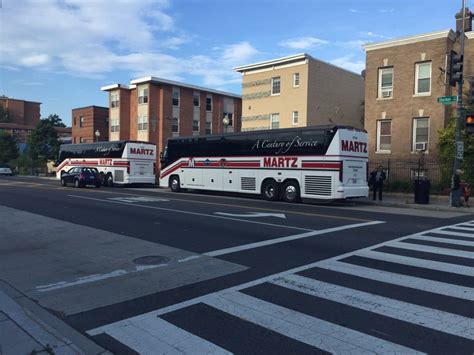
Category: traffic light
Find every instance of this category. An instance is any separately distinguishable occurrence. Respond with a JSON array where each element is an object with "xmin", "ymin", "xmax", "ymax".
[
  {"xmin": 466, "ymin": 113, "xmax": 474, "ymax": 134},
  {"xmin": 468, "ymin": 77, "xmax": 474, "ymax": 105},
  {"xmin": 448, "ymin": 50, "xmax": 463, "ymax": 87}
]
